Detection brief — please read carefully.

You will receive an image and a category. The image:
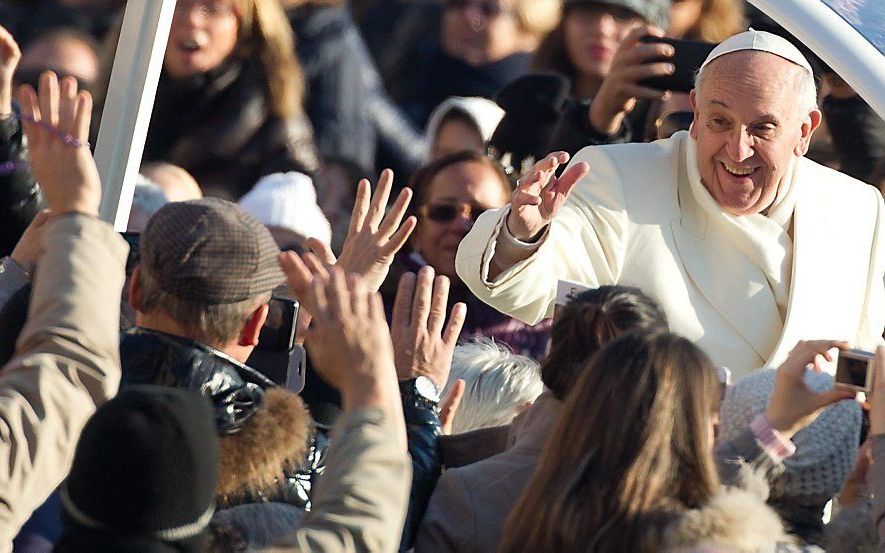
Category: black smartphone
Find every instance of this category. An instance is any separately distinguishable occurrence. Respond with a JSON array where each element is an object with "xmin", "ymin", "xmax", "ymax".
[
  {"xmin": 246, "ymin": 291, "xmax": 305, "ymax": 392},
  {"xmin": 119, "ymin": 231, "xmax": 141, "ymax": 277},
  {"xmin": 638, "ymin": 36, "xmax": 717, "ymax": 93},
  {"xmin": 257, "ymin": 294, "xmax": 298, "ymax": 353}
]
